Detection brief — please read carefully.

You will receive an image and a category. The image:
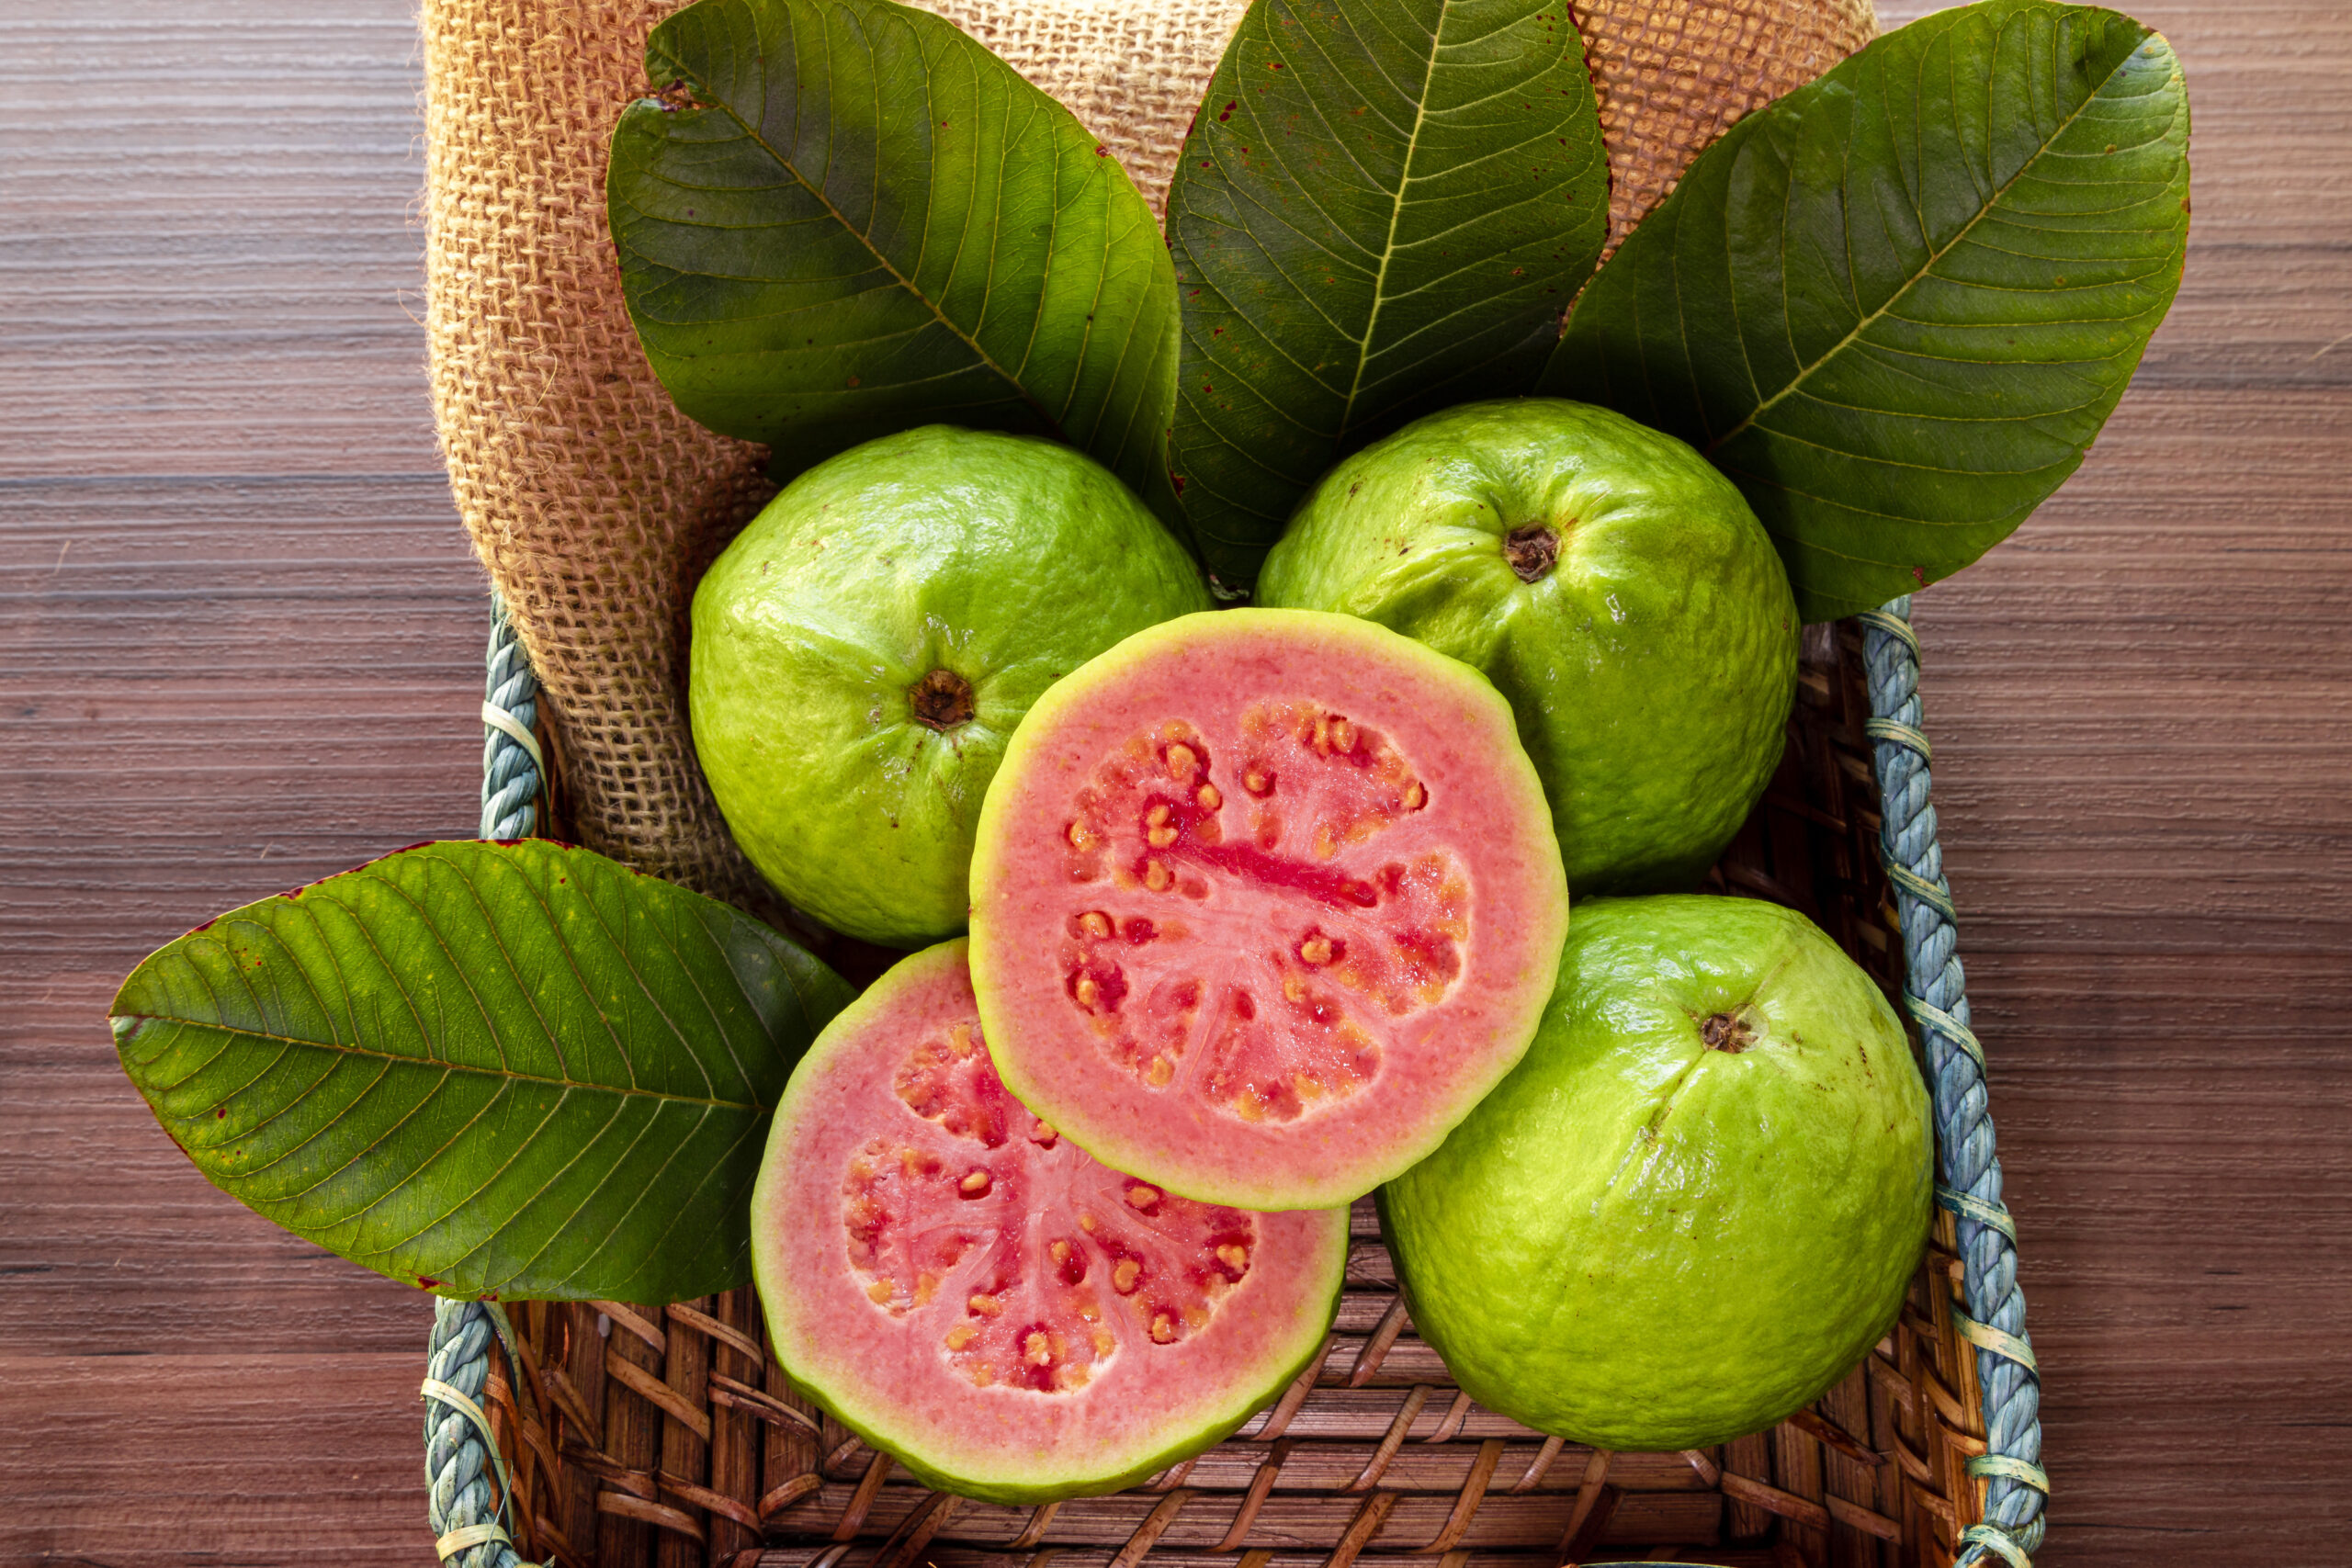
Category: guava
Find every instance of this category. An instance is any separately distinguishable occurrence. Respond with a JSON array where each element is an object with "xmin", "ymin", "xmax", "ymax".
[
  {"xmin": 751, "ymin": 940, "xmax": 1345, "ymax": 1503},
  {"xmin": 691, "ymin": 425, "xmax": 1210, "ymax": 948},
  {"xmin": 967, "ymin": 608, "xmax": 1570, "ymax": 1211},
  {"xmin": 1378, "ymin": 895, "xmax": 1932, "ymax": 1452},
  {"xmin": 1256, "ymin": 400, "xmax": 1799, "ymax": 896}
]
